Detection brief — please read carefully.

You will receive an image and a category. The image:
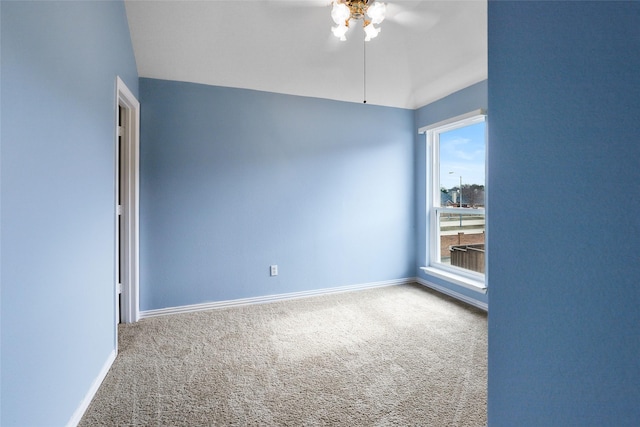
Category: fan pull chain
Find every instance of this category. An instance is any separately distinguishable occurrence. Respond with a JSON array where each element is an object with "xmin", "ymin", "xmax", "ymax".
[{"xmin": 363, "ymin": 38, "xmax": 367, "ymax": 104}]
